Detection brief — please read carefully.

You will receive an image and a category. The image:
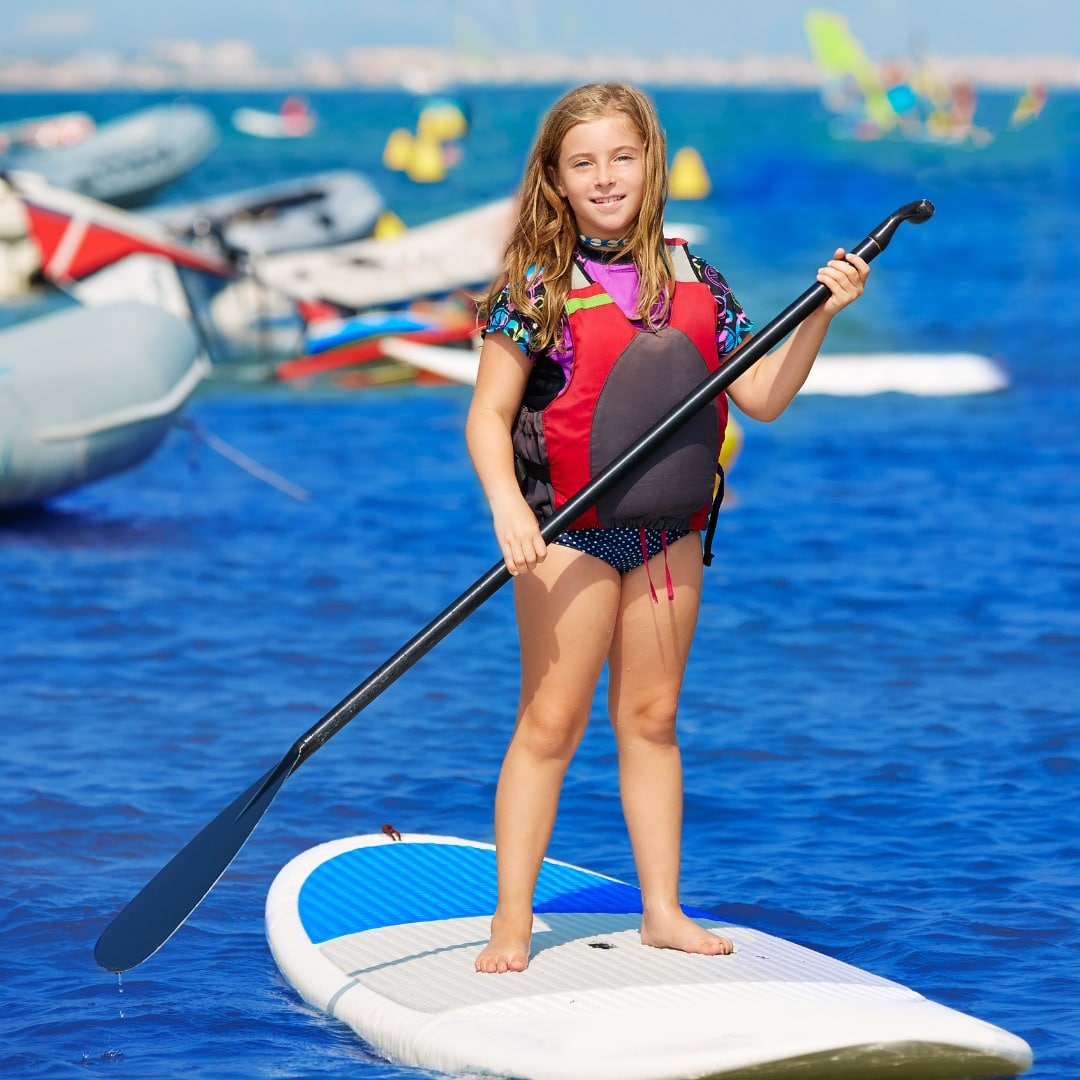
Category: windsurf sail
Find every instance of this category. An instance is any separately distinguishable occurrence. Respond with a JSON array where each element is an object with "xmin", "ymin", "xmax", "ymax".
[
  {"xmin": 803, "ymin": 10, "xmax": 1008, "ymax": 146},
  {"xmin": 803, "ymin": 10, "xmax": 899, "ymax": 134},
  {"xmin": 1009, "ymin": 83, "xmax": 1048, "ymax": 128}
]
